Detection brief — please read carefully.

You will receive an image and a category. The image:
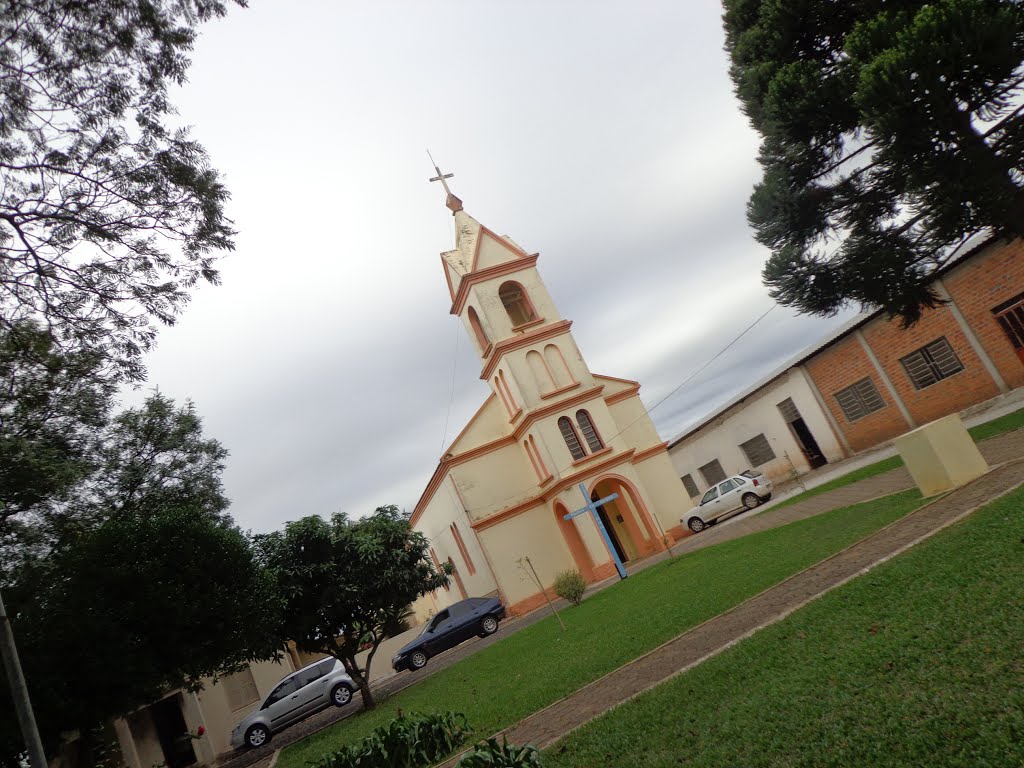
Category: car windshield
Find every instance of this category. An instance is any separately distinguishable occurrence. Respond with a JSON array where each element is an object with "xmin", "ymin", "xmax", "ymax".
[{"xmin": 740, "ymin": 470, "xmax": 761, "ymax": 478}]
